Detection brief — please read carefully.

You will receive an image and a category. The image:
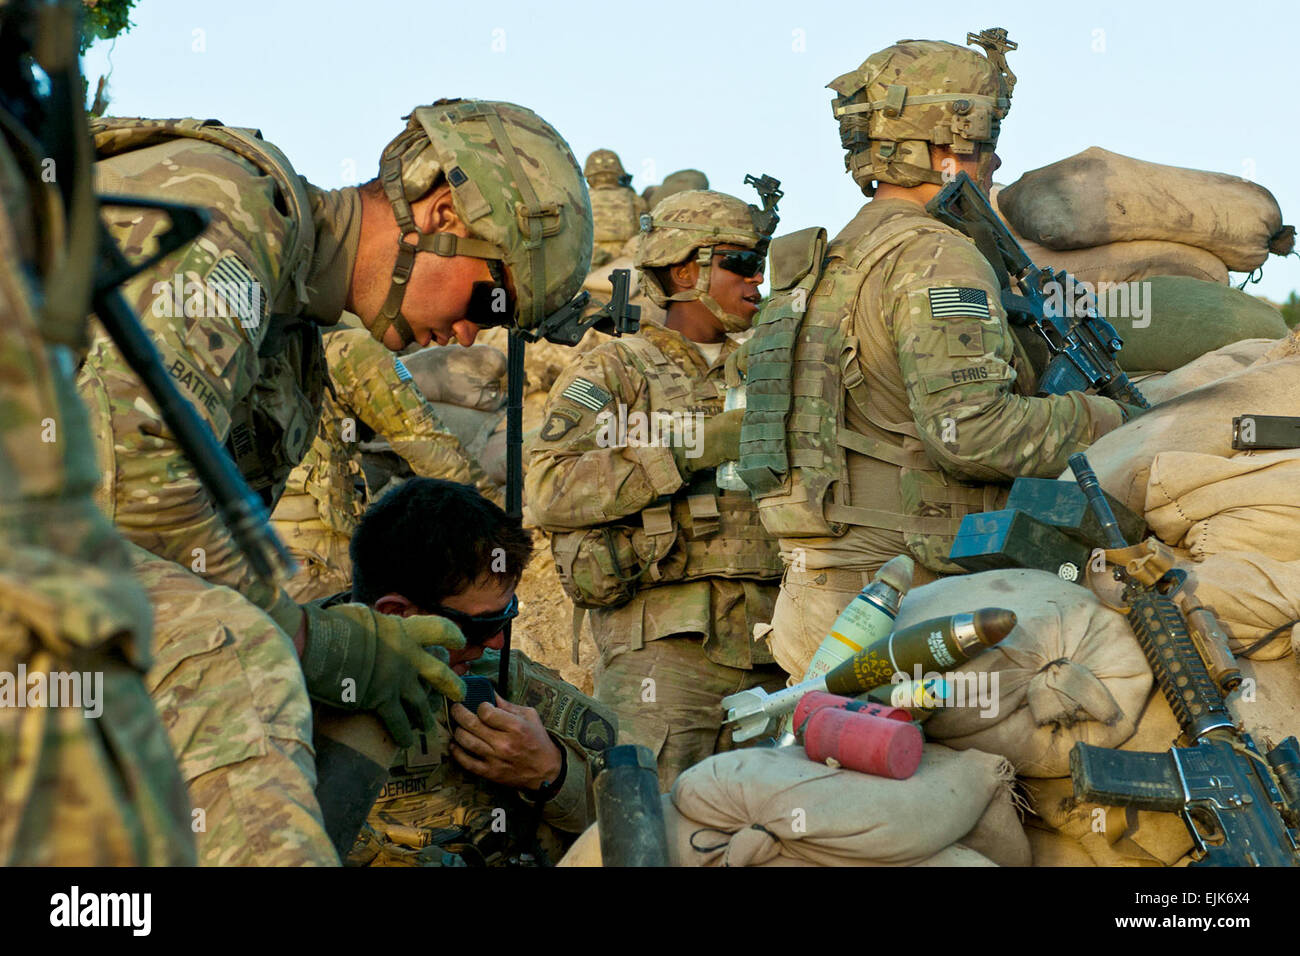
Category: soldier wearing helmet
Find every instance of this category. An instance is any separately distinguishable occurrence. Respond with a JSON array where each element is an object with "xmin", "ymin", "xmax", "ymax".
[
  {"xmin": 76, "ymin": 99, "xmax": 592, "ymax": 864},
  {"xmin": 527, "ymin": 188, "xmax": 787, "ymax": 790},
  {"xmin": 735, "ymin": 32, "xmax": 1136, "ymax": 679},
  {"xmin": 584, "ymin": 148, "xmax": 647, "ymax": 266}
]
